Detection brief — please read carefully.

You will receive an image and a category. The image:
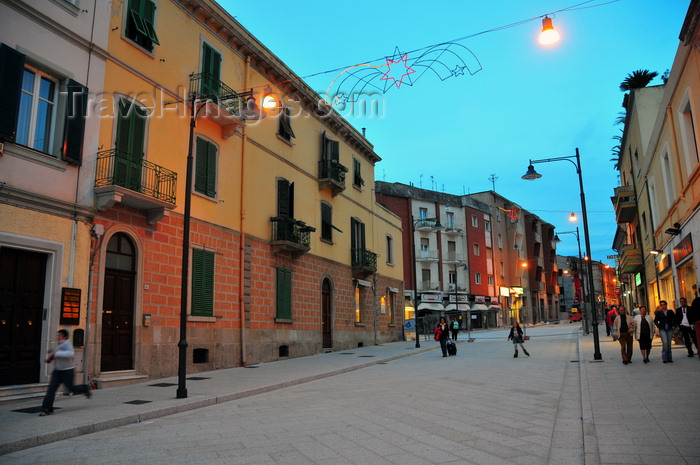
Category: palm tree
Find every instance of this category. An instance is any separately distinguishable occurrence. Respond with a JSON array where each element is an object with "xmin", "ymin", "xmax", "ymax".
[
  {"xmin": 610, "ymin": 130, "xmax": 623, "ymax": 170},
  {"xmin": 619, "ymin": 69, "xmax": 658, "ymax": 92}
]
